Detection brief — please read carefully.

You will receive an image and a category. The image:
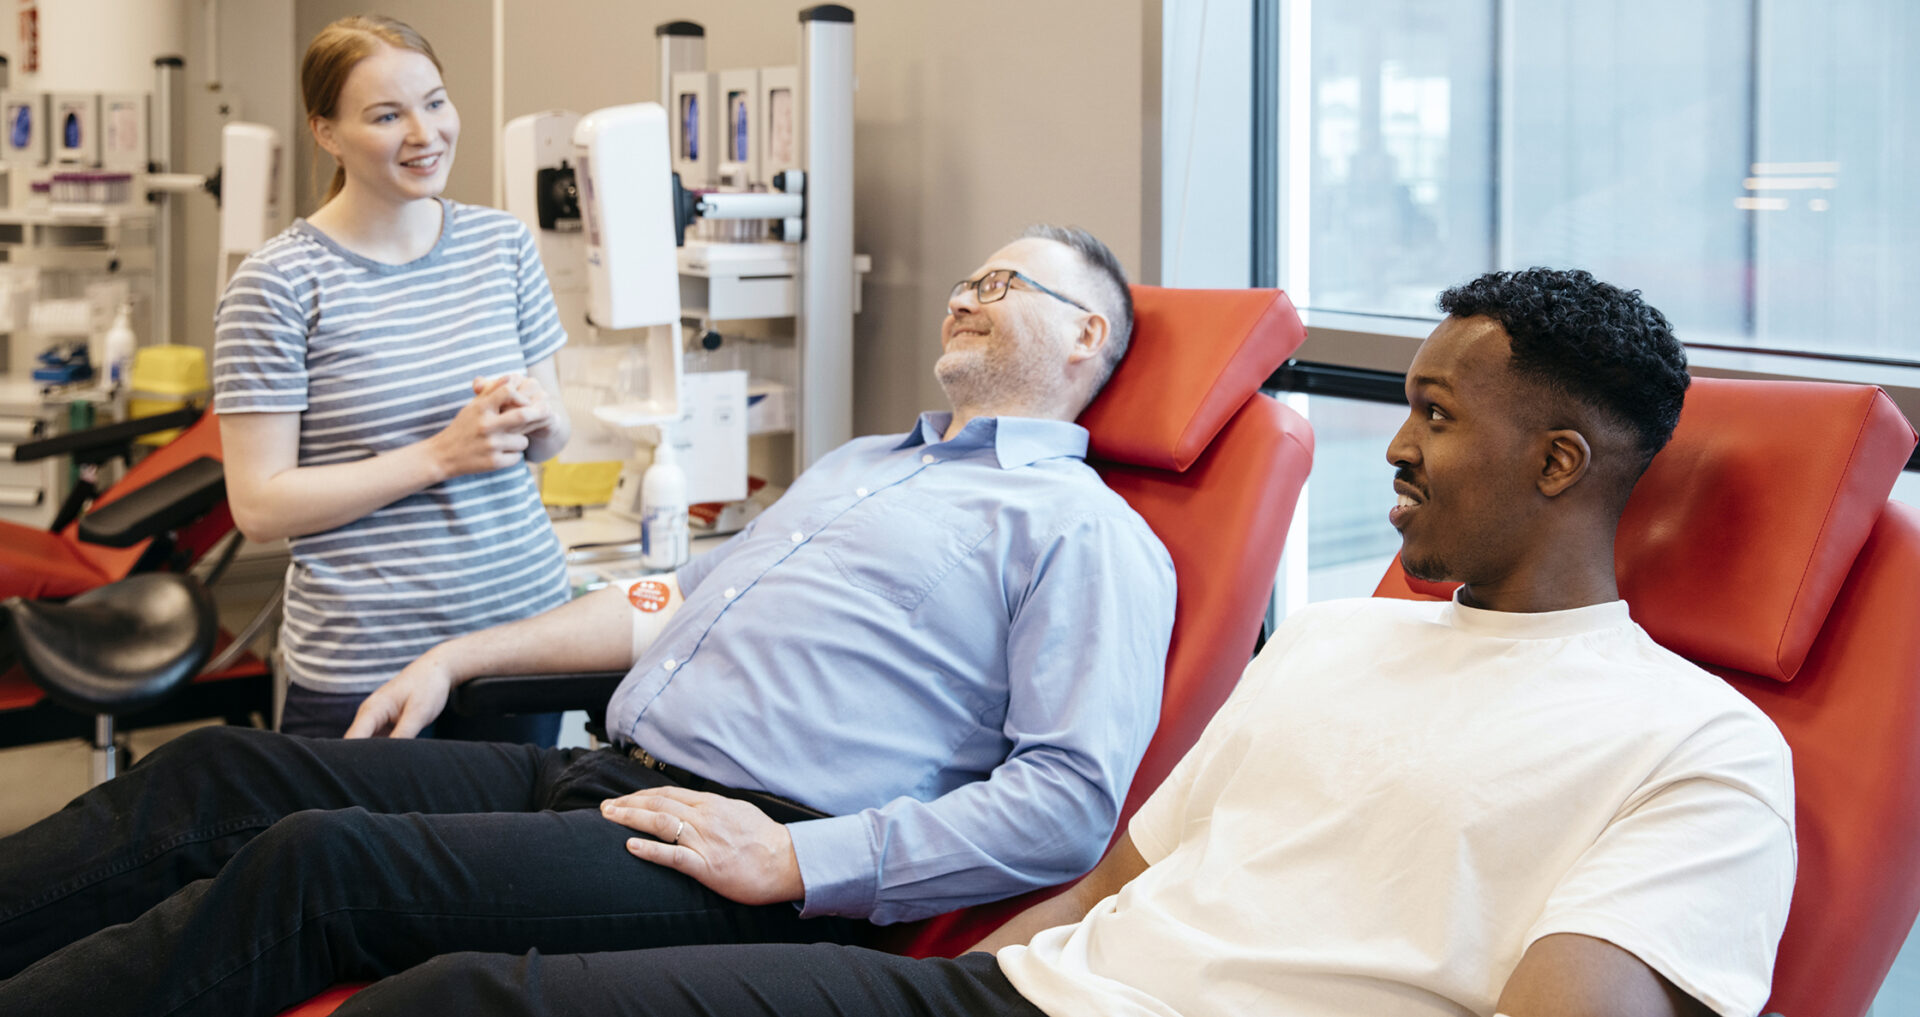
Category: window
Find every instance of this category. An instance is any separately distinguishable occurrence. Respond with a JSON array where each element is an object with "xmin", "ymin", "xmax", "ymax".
[
  {"xmin": 1244, "ymin": 0, "xmax": 1920, "ymax": 623},
  {"xmin": 1287, "ymin": 0, "xmax": 1920, "ymax": 362},
  {"xmin": 1287, "ymin": 394, "xmax": 1407, "ymax": 604},
  {"xmin": 1226, "ymin": 5, "xmax": 1920, "ymax": 1009}
]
